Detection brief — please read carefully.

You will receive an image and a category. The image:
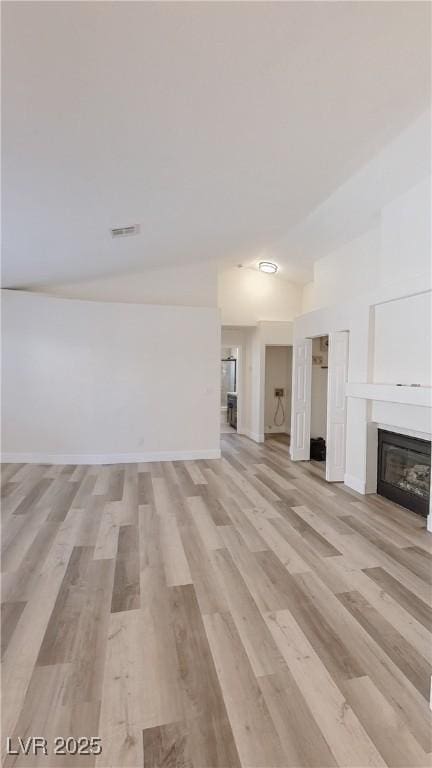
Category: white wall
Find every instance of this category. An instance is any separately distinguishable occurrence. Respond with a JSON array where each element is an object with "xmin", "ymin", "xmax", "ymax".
[
  {"xmin": 288, "ymin": 110, "xmax": 430, "ymax": 283},
  {"xmin": 302, "ymin": 176, "xmax": 431, "ymax": 314},
  {"xmin": 2, "ymin": 290, "xmax": 220, "ymax": 462},
  {"xmin": 310, "ymin": 367, "xmax": 328, "ymax": 439},
  {"xmin": 37, "ymin": 261, "xmax": 217, "ymax": 308},
  {"xmin": 219, "ymin": 267, "xmax": 302, "ymax": 325},
  {"xmin": 310, "ymin": 337, "xmax": 328, "ymax": 439},
  {"xmin": 259, "ymin": 321, "xmax": 294, "ymax": 347},
  {"xmin": 373, "ymin": 292, "xmax": 431, "ymax": 386},
  {"xmin": 245, "ymin": 327, "xmax": 263, "ymax": 442},
  {"xmin": 371, "ymin": 401, "xmax": 432, "ymax": 438},
  {"xmin": 301, "ymin": 227, "xmax": 381, "ymax": 314},
  {"xmin": 264, "ymin": 346, "xmax": 292, "ymax": 434},
  {"xmin": 380, "ymin": 176, "xmax": 431, "ymax": 286}
]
